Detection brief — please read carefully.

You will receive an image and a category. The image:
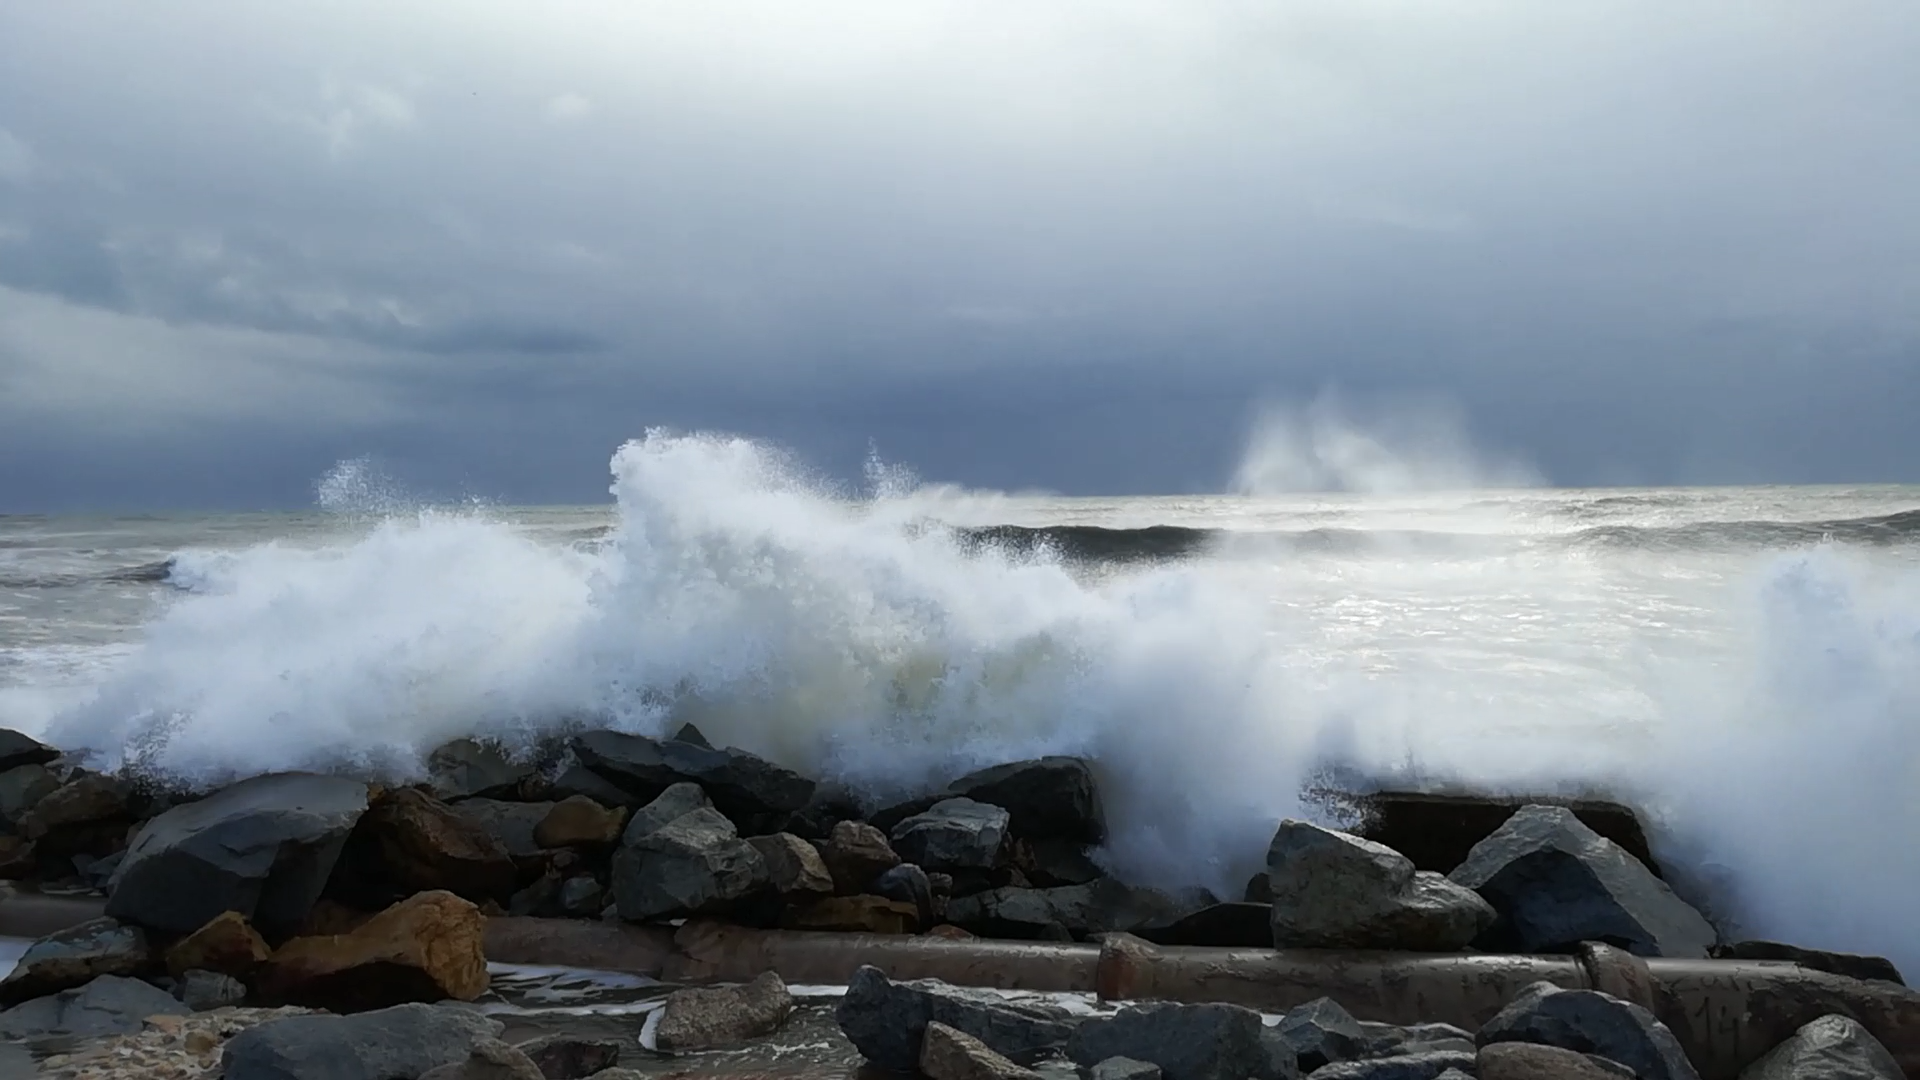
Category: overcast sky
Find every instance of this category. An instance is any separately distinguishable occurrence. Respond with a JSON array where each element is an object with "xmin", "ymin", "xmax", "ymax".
[{"xmin": 2, "ymin": 1, "xmax": 1918, "ymax": 510}]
